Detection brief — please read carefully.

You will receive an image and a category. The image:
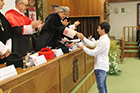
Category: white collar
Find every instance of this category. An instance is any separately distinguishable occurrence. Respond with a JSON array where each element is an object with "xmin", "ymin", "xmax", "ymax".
[
  {"xmin": 100, "ymin": 34, "xmax": 108, "ymax": 39},
  {"xmin": 13, "ymin": 8, "xmax": 25, "ymax": 16}
]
